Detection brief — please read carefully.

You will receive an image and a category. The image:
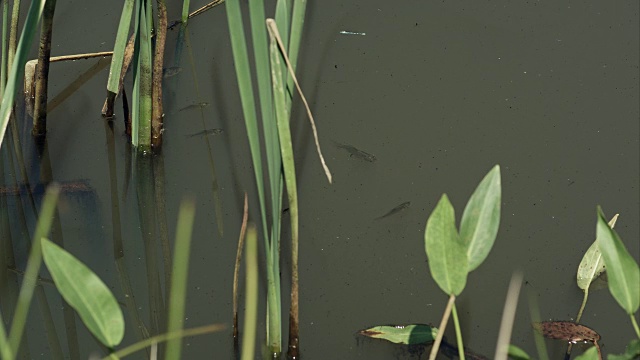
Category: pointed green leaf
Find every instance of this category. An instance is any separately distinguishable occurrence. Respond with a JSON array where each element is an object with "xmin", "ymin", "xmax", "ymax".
[
  {"xmin": 596, "ymin": 207, "xmax": 640, "ymax": 315},
  {"xmin": 425, "ymin": 194, "xmax": 468, "ymax": 295},
  {"xmin": 507, "ymin": 344, "xmax": 531, "ymax": 360},
  {"xmin": 608, "ymin": 339, "xmax": 640, "ymax": 360},
  {"xmin": 359, "ymin": 324, "xmax": 438, "ymax": 345},
  {"xmin": 41, "ymin": 238, "xmax": 124, "ymax": 347},
  {"xmin": 573, "ymin": 345, "xmax": 599, "ymax": 360},
  {"xmin": 460, "ymin": 165, "xmax": 501, "ymax": 271},
  {"xmin": 577, "ymin": 214, "xmax": 618, "ymax": 290}
]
